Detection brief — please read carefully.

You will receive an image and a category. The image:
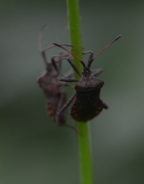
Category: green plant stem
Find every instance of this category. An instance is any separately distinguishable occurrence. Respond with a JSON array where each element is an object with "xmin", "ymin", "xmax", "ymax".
[{"xmin": 66, "ymin": 0, "xmax": 93, "ymax": 184}]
